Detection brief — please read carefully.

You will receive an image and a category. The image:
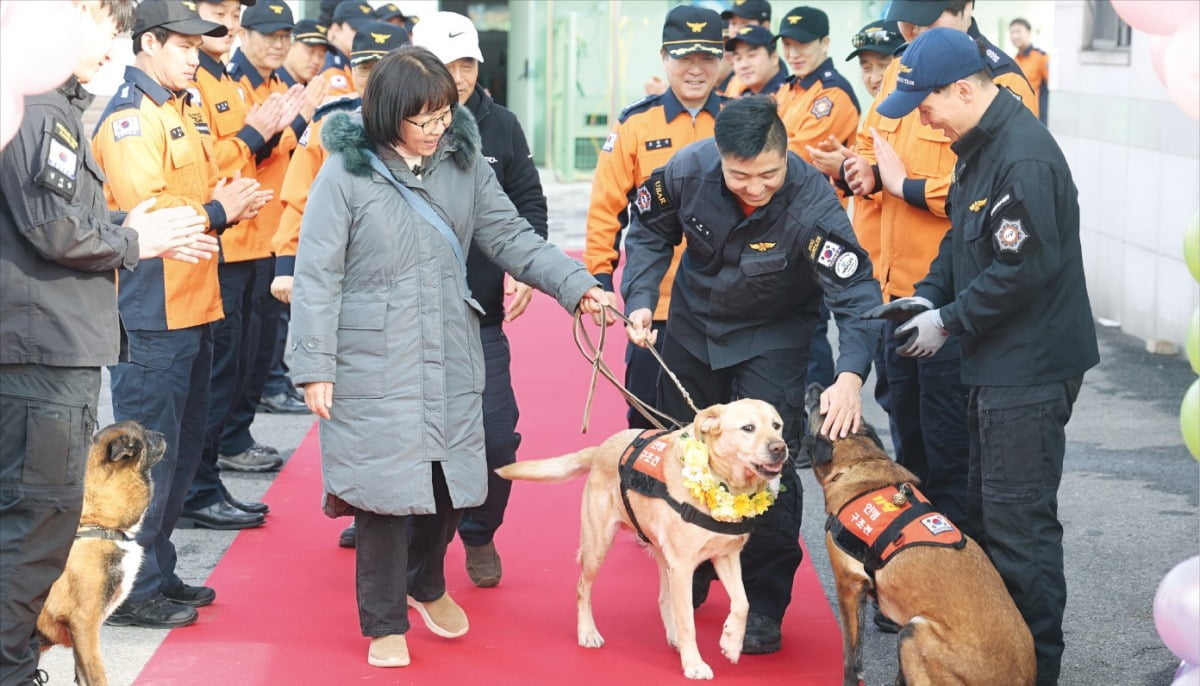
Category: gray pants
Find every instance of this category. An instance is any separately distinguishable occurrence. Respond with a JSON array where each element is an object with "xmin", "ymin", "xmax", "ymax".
[
  {"xmin": 967, "ymin": 376, "xmax": 1083, "ymax": 686},
  {"xmin": 0, "ymin": 365, "xmax": 99, "ymax": 686}
]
